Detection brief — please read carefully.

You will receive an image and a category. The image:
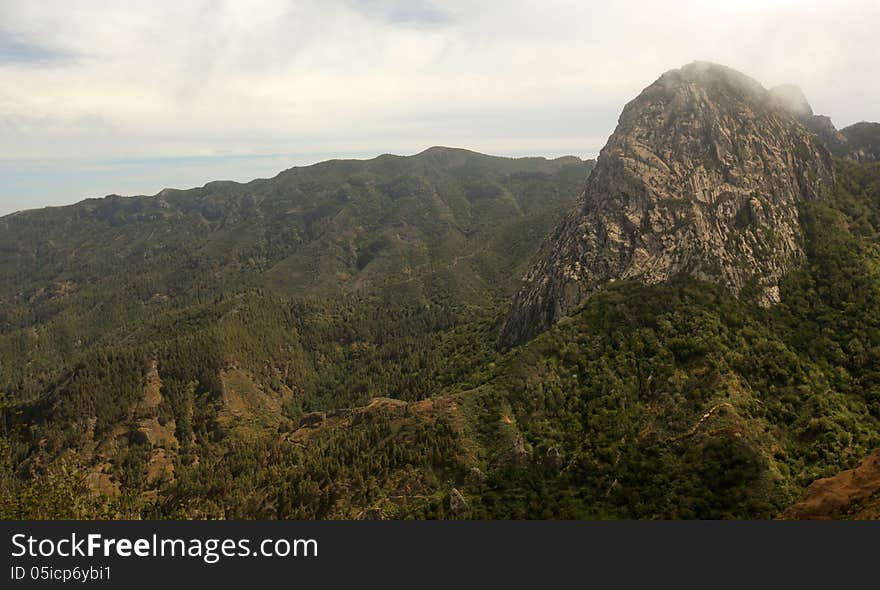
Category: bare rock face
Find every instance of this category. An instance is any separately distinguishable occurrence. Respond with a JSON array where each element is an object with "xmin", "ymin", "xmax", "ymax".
[
  {"xmin": 501, "ymin": 62, "xmax": 834, "ymax": 347},
  {"xmin": 449, "ymin": 488, "xmax": 469, "ymax": 517}
]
